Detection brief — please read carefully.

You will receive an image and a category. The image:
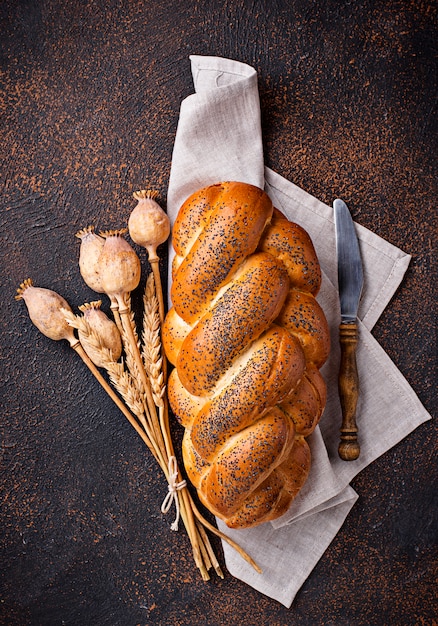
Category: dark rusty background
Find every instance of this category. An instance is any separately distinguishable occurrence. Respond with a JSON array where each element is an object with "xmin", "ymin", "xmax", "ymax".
[{"xmin": 1, "ymin": 1, "xmax": 436, "ymax": 624}]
